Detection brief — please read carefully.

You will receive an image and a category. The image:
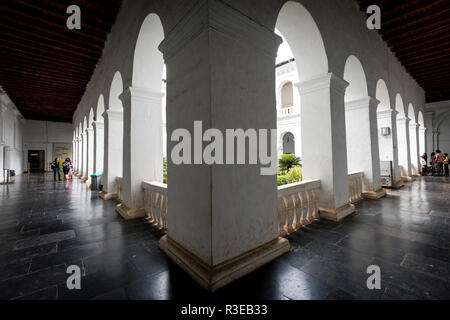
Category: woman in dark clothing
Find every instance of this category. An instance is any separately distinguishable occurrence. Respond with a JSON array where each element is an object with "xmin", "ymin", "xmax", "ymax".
[{"xmin": 51, "ymin": 158, "xmax": 61, "ymax": 181}]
